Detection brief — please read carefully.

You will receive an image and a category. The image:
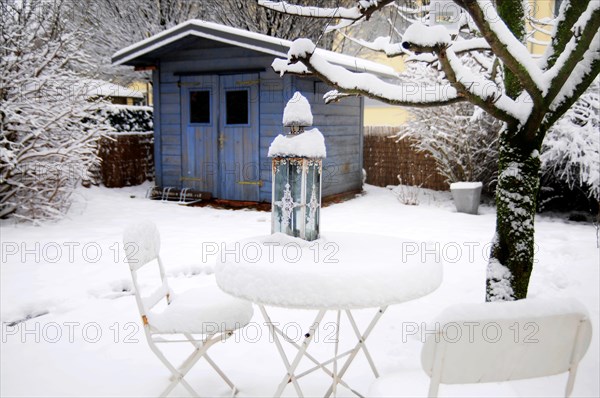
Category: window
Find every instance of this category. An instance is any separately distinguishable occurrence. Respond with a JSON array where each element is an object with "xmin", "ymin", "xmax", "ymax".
[
  {"xmin": 225, "ymin": 90, "xmax": 249, "ymax": 125},
  {"xmin": 190, "ymin": 90, "xmax": 210, "ymax": 124}
]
